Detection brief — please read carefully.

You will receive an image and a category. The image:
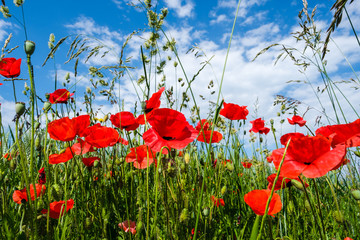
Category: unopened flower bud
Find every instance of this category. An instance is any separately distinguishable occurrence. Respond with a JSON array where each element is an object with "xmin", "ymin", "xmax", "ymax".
[
  {"xmin": 184, "ymin": 152, "xmax": 190, "ymax": 164},
  {"xmin": 93, "ymin": 160, "xmax": 100, "ymax": 168},
  {"xmin": 203, "ymin": 207, "xmax": 209, "ymax": 216},
  {"xmin": 221, "ymin": 185, "xmax": 227, "ymax": 195},
  {"xmin": 291, "ymin": 179, "xmax": 305, "ymax": 191},
  {"xmin": 24, "ymin": 40, "xmax": 35, "ymax": 56},
  {"xmin": 304, "ymin": 200, "xmax": 311, "ymax": 211},
  {"xmin": 15, "ymin": 102, "xmax": 26, "ymax": 116},
  {"xmin": 179, "ymin": 208, "xmax": 189, "ymax": 223},
  {"xmin": 351, "ymin": 190, "xmax": 360, "ymax": 200},
  {"xmin": 43, "ymin": 101, "xmax": 52, "ymax": 112},
  {"xmin": 10, "ymin": 158, "xmax": 17, "ymax": 170}
]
